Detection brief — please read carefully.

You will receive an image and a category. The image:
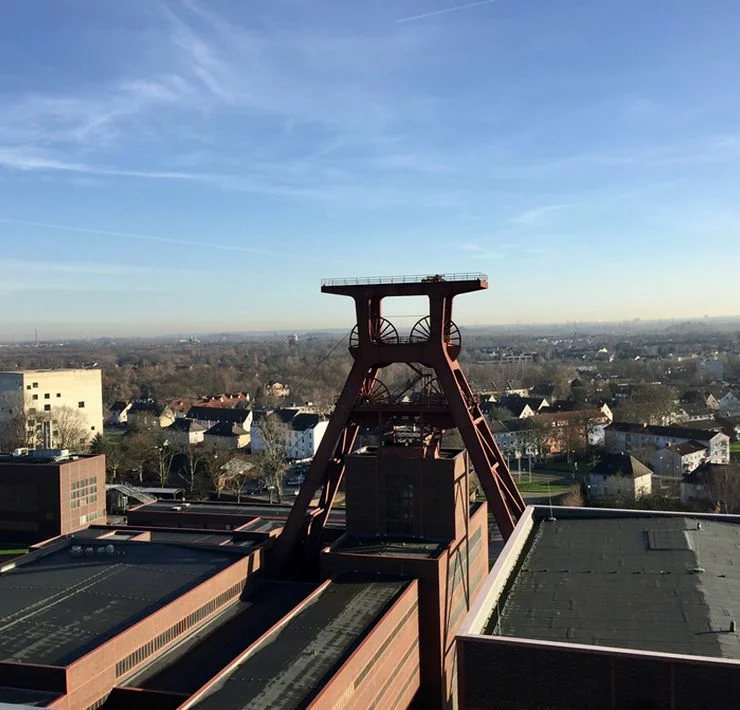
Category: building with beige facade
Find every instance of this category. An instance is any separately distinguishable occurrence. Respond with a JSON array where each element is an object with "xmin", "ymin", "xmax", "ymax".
[{"xmin": 0, "ymin": 368, "xmax": 103, "ymax": 449}]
